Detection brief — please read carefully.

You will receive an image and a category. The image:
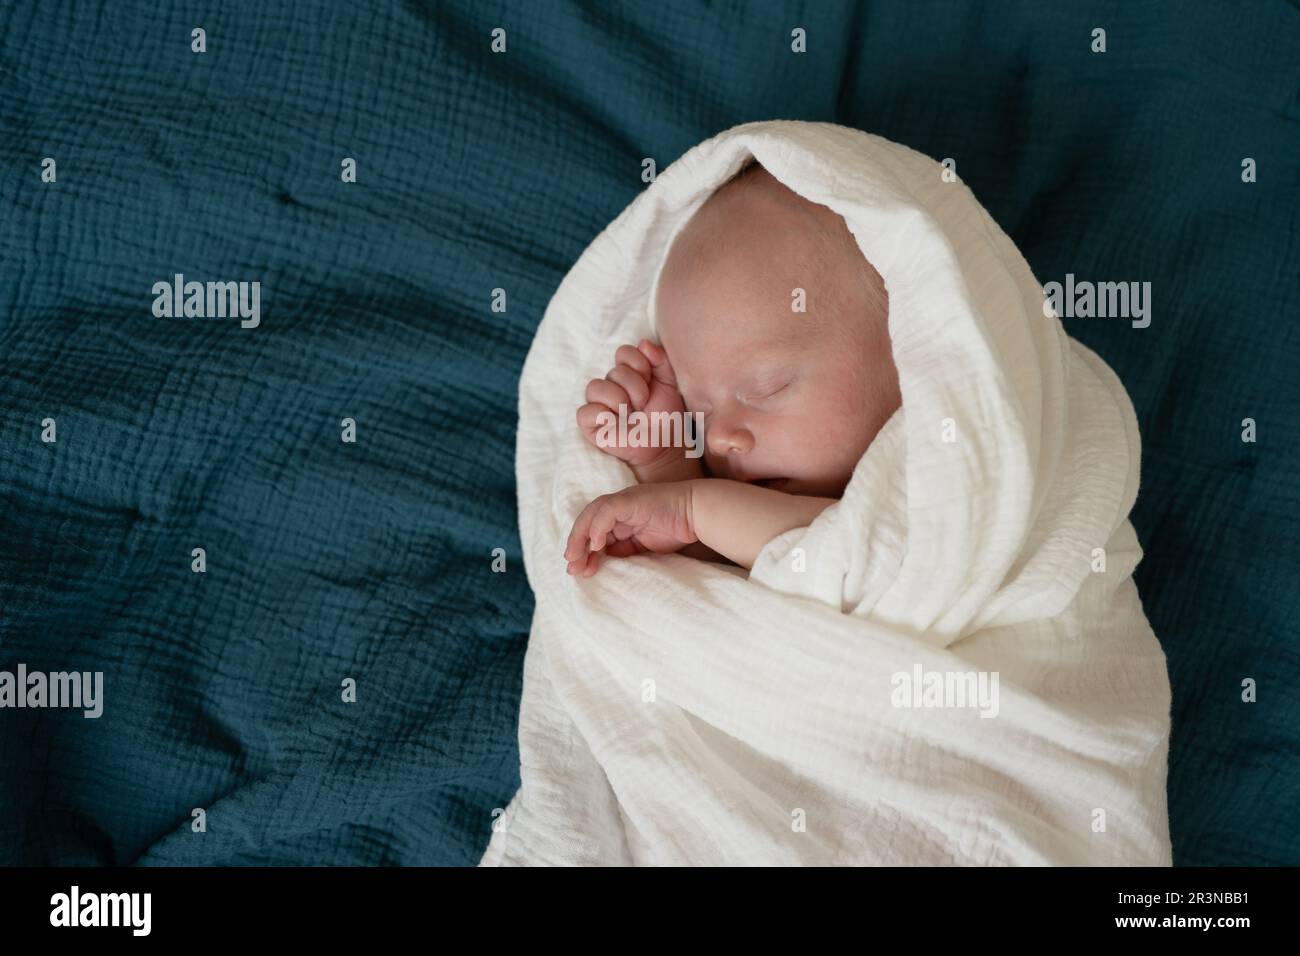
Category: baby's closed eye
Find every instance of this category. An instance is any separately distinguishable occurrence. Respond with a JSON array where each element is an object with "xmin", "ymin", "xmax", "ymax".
[{"xmin": 745, "ymin": 375, "xmax": 794, "ymax": 402}]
